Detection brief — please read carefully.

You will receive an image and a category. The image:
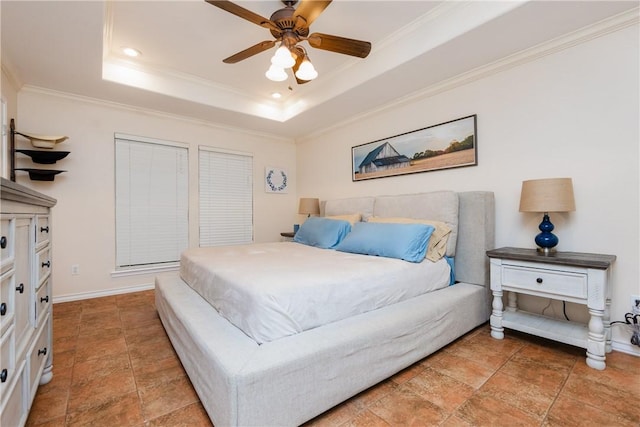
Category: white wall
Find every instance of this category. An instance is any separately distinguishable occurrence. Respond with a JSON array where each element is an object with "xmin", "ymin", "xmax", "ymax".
[
  {"xmin": 1, "ymin": 67, "xmax": 19, "ymax": 178},
  {"xmin": 297, "ymin": 25, "xmax": 639, "ymax": 352},
  {"xmin": 14, "ymin": 90, "xmax": 297, "ymax": 299}
]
